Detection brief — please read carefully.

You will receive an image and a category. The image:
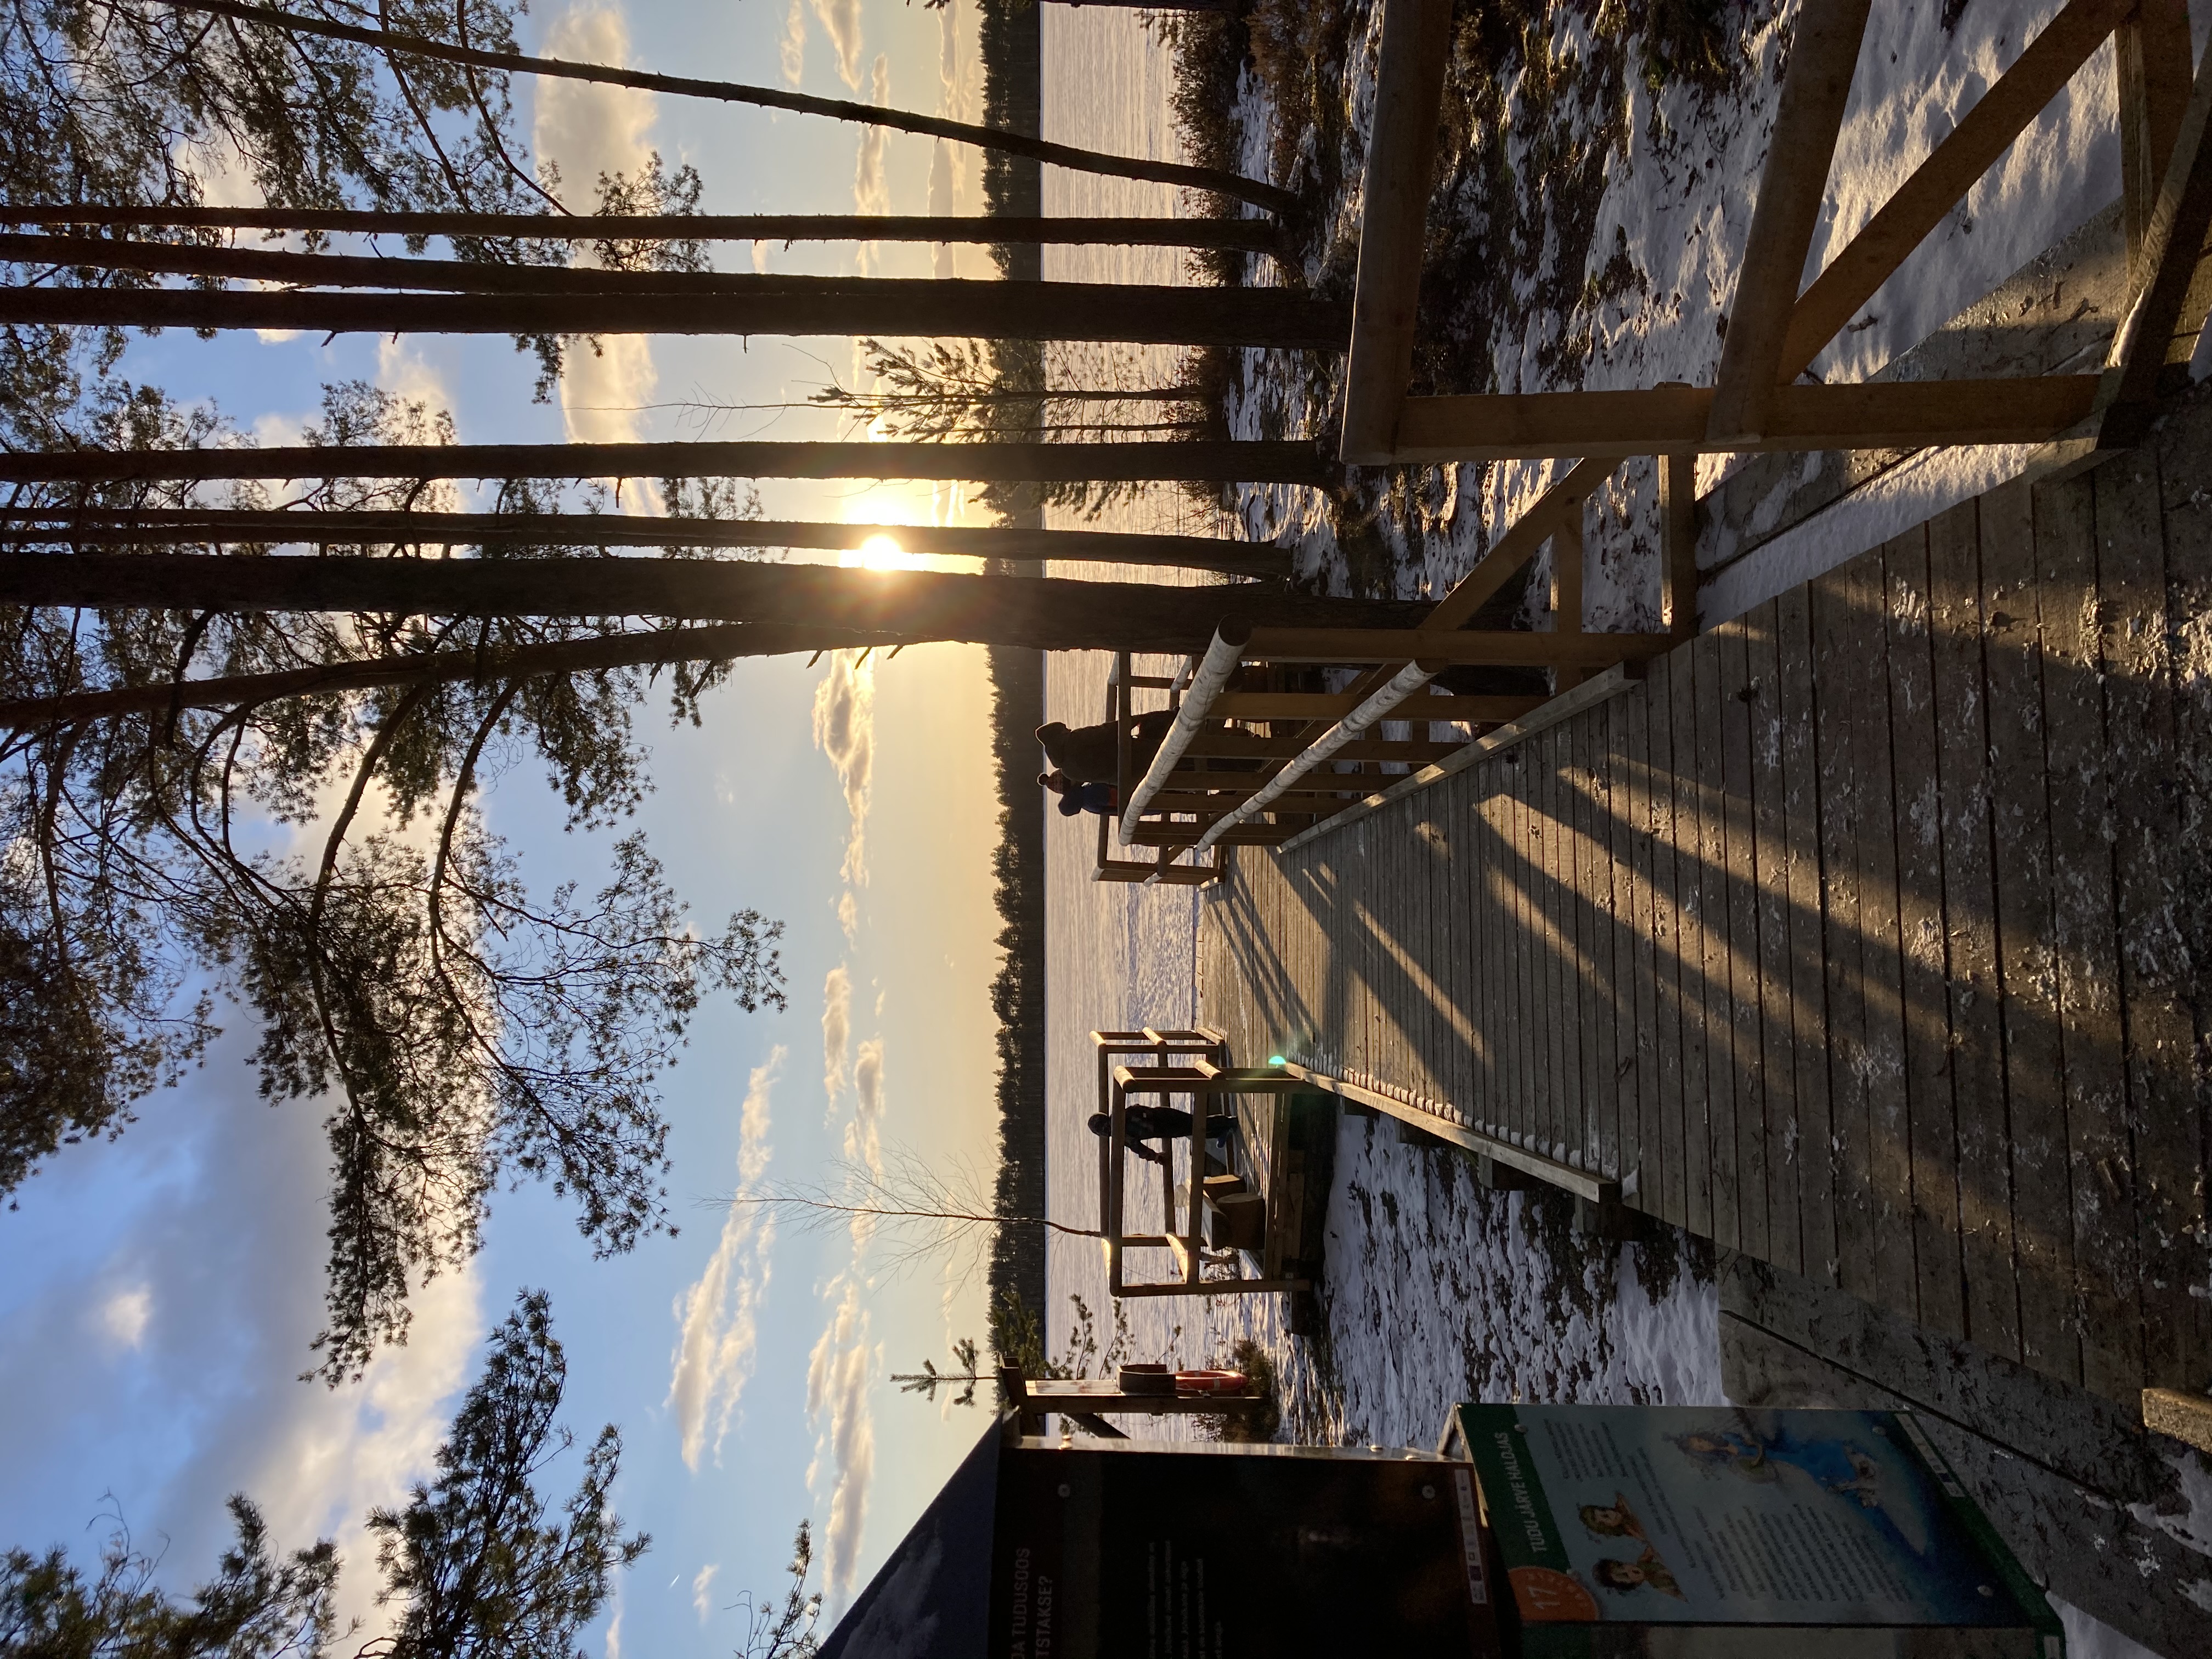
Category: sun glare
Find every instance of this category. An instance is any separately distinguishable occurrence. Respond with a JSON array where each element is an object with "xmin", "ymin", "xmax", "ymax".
[{"xmin": 841, "ymin": 533, "xmax": 919, "ymax": 572}]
